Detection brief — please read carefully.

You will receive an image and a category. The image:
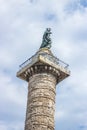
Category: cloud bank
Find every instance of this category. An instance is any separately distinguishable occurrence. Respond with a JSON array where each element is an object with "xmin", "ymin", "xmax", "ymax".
[{"xmin": 0, "ymin": 0, "xmax": 87, "ymax": 130}]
